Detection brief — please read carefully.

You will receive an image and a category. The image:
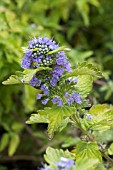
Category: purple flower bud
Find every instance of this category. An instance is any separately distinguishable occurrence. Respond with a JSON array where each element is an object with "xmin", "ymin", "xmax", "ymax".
[
  {"xmin": 52, "ymin": 97, "xmax": 63, "ymax": 106},
  {"xmin": 72, "ymin": 78, "xmax": 78, "ymax": 83},
  {"xmin": 52, "ymin": 97, "xmax": 59, "ymax": 104},
  {"xmin": 30, "ymin": 75, "xmax": 41, "ymax": 87},
  {"xmin": 68, "ymin": 92, "xmax": 82, "ymax": 105},
  {"xmin": 40, "ymin": 166, "xmax": 52, "ymax": 170},
  {"xmin": 86, "ymin": 114, "xmax": 93, "ymax": 120},
  {"xmin": 53, "ymin": 65, "xmax": 64, "ymax": 77},
  {"xmin": 56, "ymin": 157, "xmax": 75, "ymax": 170},
  {"xmin": 67, "ymin": 78, "xmax": 71, "ymax": 83},
  {"xmin": 57, "ymin": 99, "xmax": 63, "ymax": 106},
  {"xmin": 37, "ymin": 94, "xmax": 42, "ymax": 100},
  {"xmin": 21, "ymin": 56, "xmax": 31, "ymax": 68},
  {"xmin": 21, "ymin": 79, "xmax": 24, "ymax": 83},
  {"xmin": 64, "ymin": 62, "xmax": 72, "ymax": 72},
  {"xmin": 41, "ymin": 84, "xmax": 49, "ymax": 95},
  {"xmin": 68, "ymin": 97, "xmax": 74, "ymax": 105},
  {"xmin": 50, "ymin": 77, "xmax": 59, "ymax": 86},
  {"xmin": 42, "ymin": 99, "xmax": 49, "ymax": 105},
  {"xmin": 73, "ymin": 93, "xmax": 81, "ymax": 104},
  {"xmin": 64, "ymin": 92, "xmax": 69, "ymax": 98}
]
